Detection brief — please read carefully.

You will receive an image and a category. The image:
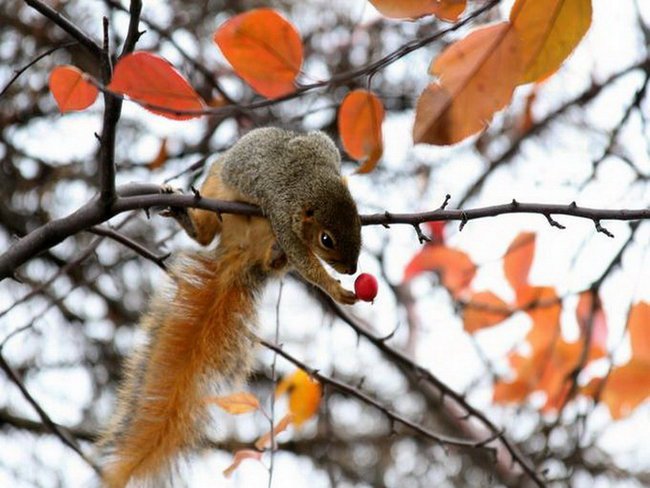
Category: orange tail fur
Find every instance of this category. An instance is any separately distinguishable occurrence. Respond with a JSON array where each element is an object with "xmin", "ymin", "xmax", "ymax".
[{"xmin": 100, "ymin": 215, "xmax": 278, "ymax": 487}]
